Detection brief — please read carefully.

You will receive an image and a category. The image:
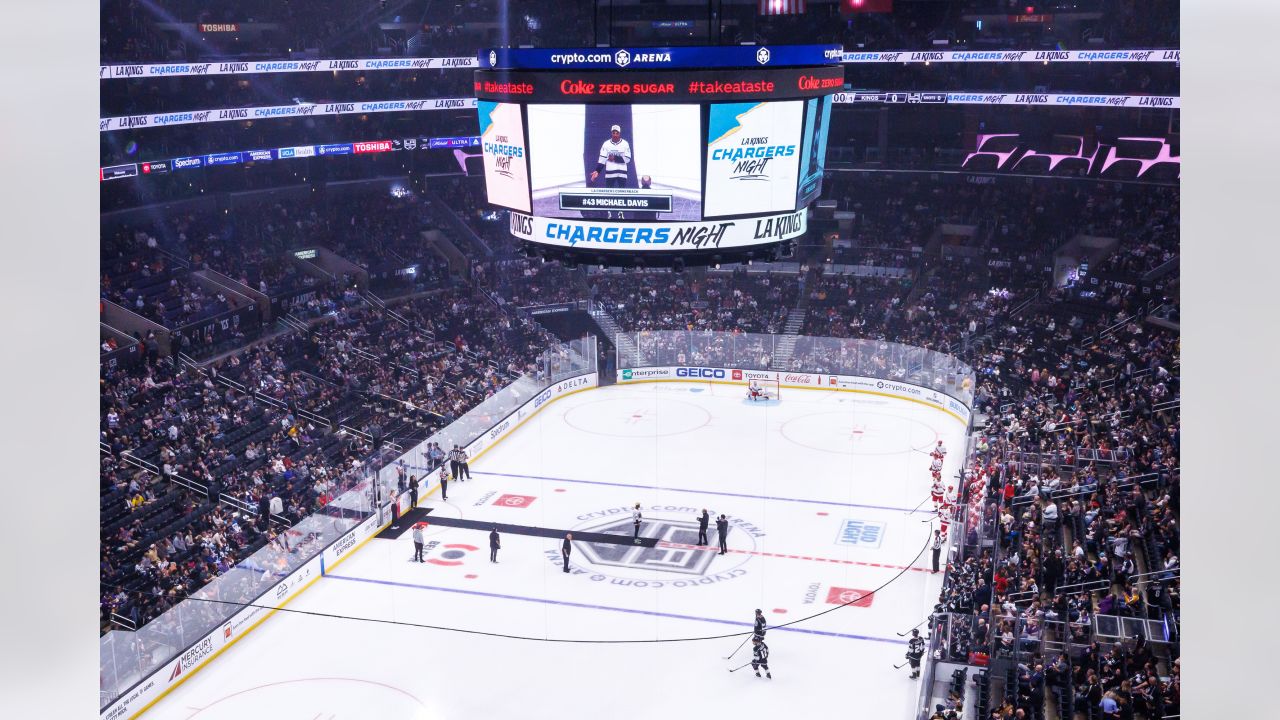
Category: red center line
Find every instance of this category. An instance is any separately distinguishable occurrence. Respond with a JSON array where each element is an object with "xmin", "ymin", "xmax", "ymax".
[{"xmin": 656, "ymin": 541, "xmax": 932, "ymax": 573}]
